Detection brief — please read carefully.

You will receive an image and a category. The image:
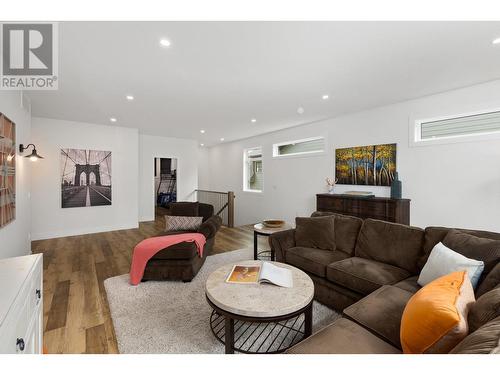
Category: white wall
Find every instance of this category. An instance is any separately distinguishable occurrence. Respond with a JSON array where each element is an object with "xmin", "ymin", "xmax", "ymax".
[
  {"xmin": 205, "ymin": 80, "xmax": 500, "ymax": 232},
  {"xmin": 139, "ymin": 134, "xmax": 198, "ymax": 222},
  {"xmin": 0, "ymin": 92, "xmax": 32, "ymax": 258},
  {"xmin": 197, "ymin": 147, "xmax": 211, "ymax": 190},
  {"xmin": 31, "ymin": 118, "xmax": 139, "ymax": 240}
]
